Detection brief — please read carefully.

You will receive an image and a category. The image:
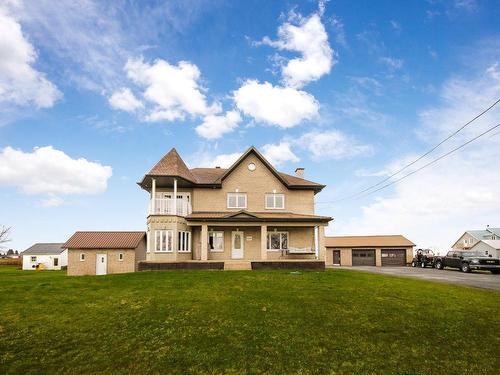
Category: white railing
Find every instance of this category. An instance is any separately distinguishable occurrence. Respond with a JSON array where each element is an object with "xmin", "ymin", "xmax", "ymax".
[{"xmin": 149, "ymin": 198, "xmax": 192, "ymax": 216}]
